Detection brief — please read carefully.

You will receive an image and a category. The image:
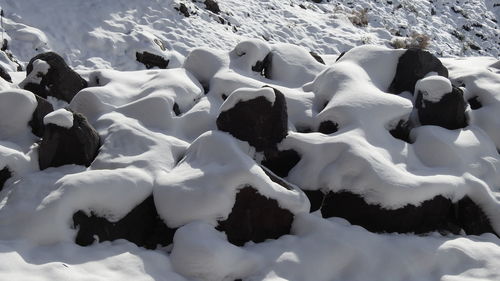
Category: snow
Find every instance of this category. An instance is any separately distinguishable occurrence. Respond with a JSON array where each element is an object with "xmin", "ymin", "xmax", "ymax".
[
  {"xmin": 219, "ymin": 87, "xmax": 276, "ymax": 113},
  {"xmin": 0, "ymin": 1, "xmax": 499, "ymax": 281},
  {"xmin": 415, "ymin": 75, "xmax": 453, "ymax": 103},
  {"xmin": 43, "ymin": 108, "xmax": 74, "ymax": 128},
  {"xmin": 18, "ymin": 59, "xmax": 50, "ymax": 88}
]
